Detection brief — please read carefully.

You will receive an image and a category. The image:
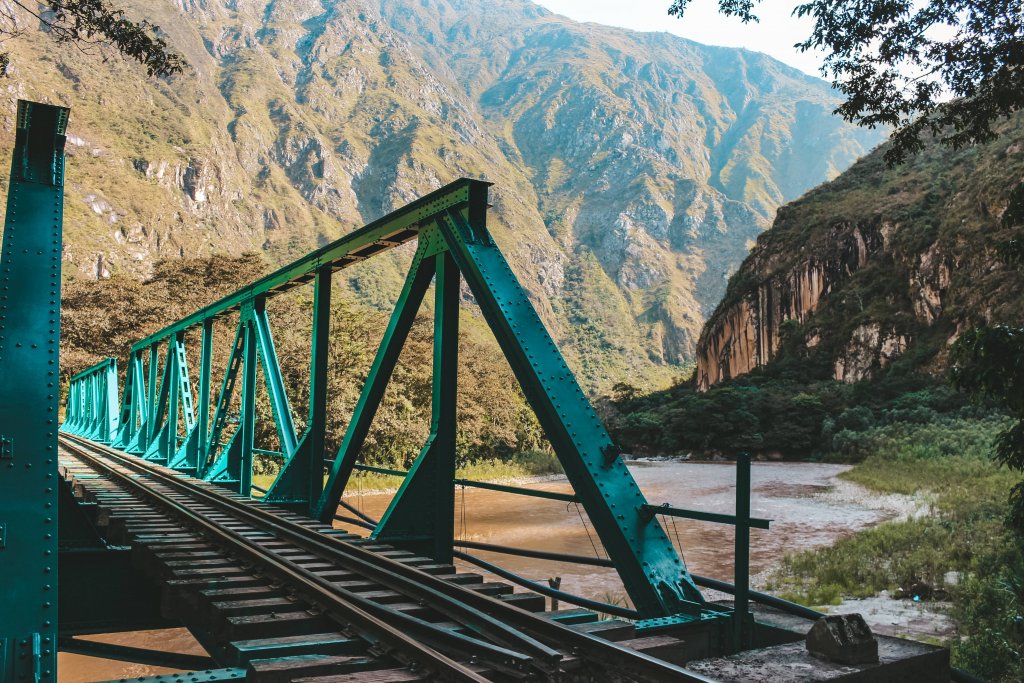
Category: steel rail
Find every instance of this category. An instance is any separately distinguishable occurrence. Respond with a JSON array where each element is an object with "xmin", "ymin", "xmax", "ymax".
[
  {"xmin": 63, "ymin": 434, "xmax": 718, "ymax": 683},
  {"xmin": 62, "ymin": 435, "xmax": 560, "ymax": 676},
  {"xmin": 60, "ymin": 436, "xmax": 496, "ymax": 683},
  {"xmin": 453, "ymin": 550, "xmax": 642, "ymax": 620}
]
